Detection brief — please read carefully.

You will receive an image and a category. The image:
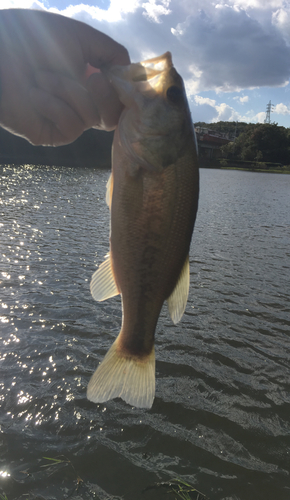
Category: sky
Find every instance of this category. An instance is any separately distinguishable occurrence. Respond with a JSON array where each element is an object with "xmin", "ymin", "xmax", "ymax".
[{"xmin": 2, "ymin": 0, "xmax": 290, "ymax": 127}]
